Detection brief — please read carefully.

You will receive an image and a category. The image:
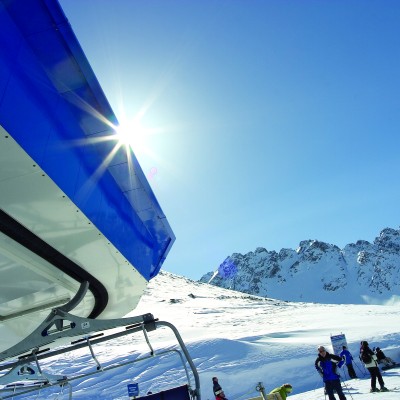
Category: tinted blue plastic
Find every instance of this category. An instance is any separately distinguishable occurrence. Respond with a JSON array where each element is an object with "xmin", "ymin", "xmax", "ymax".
[{"xmin": 0, "ymin": 0, "xmax": 175, "ymax": 280}]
